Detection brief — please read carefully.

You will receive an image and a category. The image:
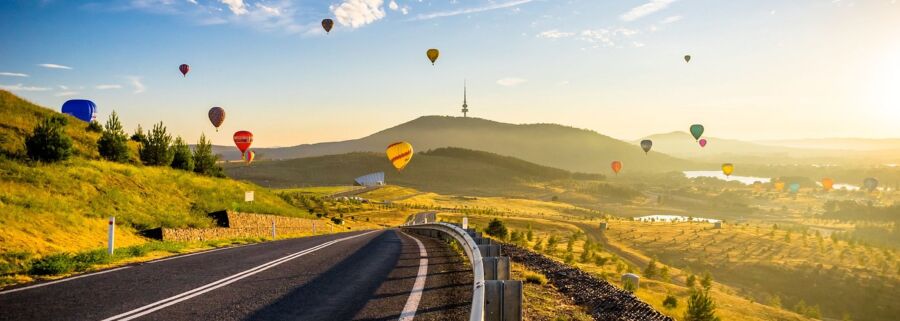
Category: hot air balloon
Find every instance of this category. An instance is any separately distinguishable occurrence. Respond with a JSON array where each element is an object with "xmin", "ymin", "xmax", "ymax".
[
  {"xmin": 179, "ymin": 64, "xmax": 190, "ymax": 77},
  {"xmin": 684, "ymin": 55, "xmax": 691, "ymax": 63},
  {"xmin": 61, "ymin": 99, "xmax": 97, "ymax": 123},
  {"xmin": 699, "ymin": 138, "xmax": 708, "ymax": 148},
  {"xmin": 774, "ymin": 181, "xmax": 785, "ymax": 192},
  {"xmin": 721, "ymin": 163, "xmax": 734, "ymax": 177},
  {"xmin": 426, "ymin": 49, "xmax": 439, "ymax": 65},
  {"xmin": 245, "ymin": 151, "xmax": 256, "ymax": 165},
  {"xmin": 789, "ymin": 183, "xmax": 800, "ymax": 194},
  {"xmin": 690, "ymin": 124, "xmax": 704, "ymax": 141},
  {"xmin": 611, "ymin": 161, "xmax": 622, "ymax": 175},
  {"xmin": 822, "ymin": 178, "xmax": 834, "ymax": 191},
  {"xmin": 322, "ymin": 19, "xmax": 334, "ymax": 33},
  {"xmin": 864, "ymin": 177, "xmax": 879, "ymax": 192},
  {"xmin": 386, "ymin": 142, "xmax": 414, "ymax": 171},
  {"xmin": 233, "ymin": 131, "xmax": 253, "ymax": 160},
  {"xmin": 208, "ymin": 107, "xmax": 225, "ymax": 132},
  {"xmin": 640, "ymin": 140, "xmax": 653, "ymax": 154}
]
